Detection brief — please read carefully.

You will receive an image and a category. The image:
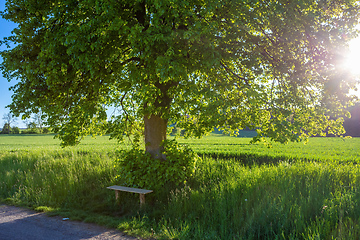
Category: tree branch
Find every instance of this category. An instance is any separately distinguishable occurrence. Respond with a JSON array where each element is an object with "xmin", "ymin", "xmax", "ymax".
[{"xmin": 220, "ymin": 61, "xmax": 249, "ymax": 86}]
